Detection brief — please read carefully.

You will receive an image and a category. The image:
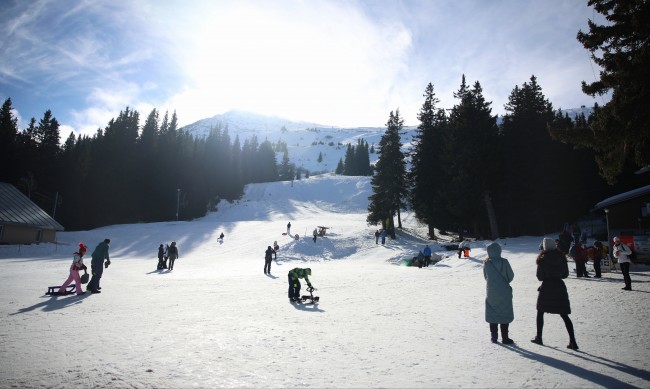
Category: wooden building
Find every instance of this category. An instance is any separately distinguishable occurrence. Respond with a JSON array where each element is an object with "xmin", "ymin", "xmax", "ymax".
[{"xmin": 0, "ymin": 182, "xmax": 64, "ymax": 244}]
